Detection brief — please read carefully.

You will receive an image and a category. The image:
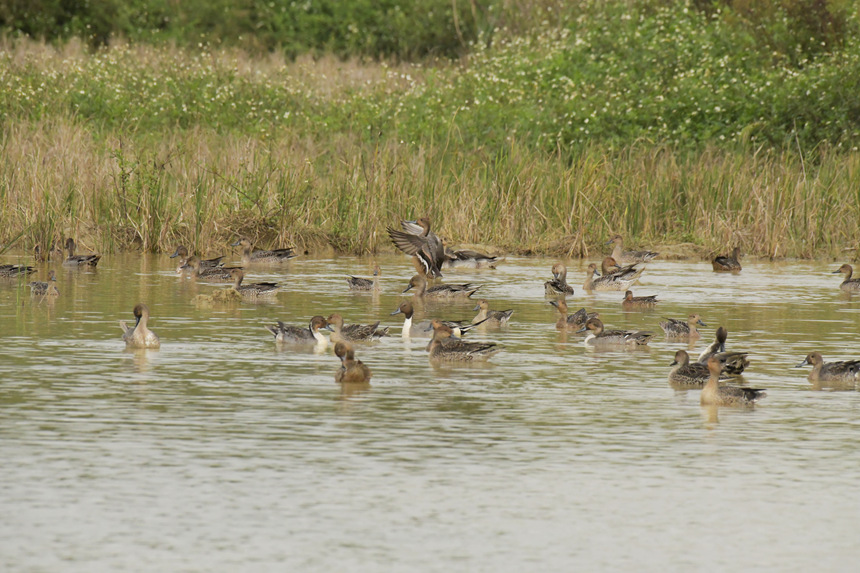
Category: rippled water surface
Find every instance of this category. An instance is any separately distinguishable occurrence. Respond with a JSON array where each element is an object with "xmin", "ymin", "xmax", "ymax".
[{"xmin": 2, "ymin": 251, "xmax": 859, "ymax": 571}]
